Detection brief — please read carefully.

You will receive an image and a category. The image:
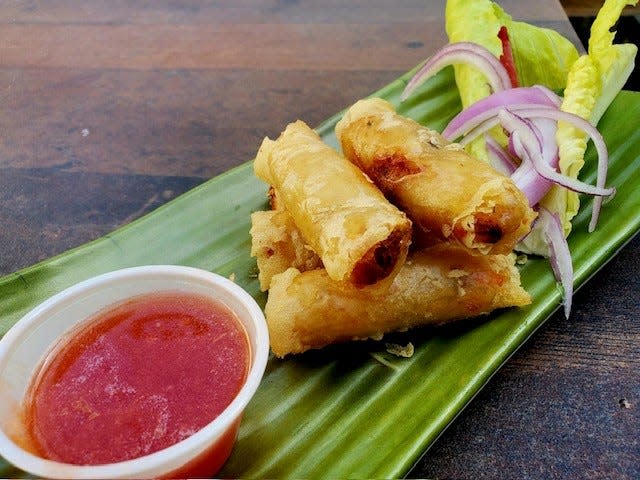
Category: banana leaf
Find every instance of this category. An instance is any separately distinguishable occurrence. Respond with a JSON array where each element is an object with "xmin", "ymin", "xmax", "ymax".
[{"xmin": 1, "ymin": 67, "xmax": 639, "ymax": 478}]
